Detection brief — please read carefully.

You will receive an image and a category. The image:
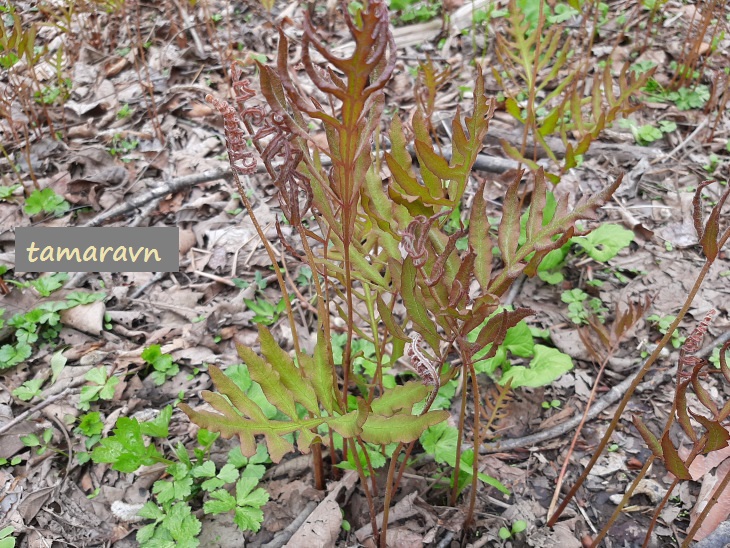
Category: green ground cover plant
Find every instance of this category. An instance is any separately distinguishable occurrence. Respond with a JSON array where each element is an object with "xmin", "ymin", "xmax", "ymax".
[
  {"xmin": 0, "ymin": 286, "xmax": 104, "ymax": 369},
  {"xmin": 87, "ymin": 406, "xmax": 270, "ymax": 547},
  {"xmin": 0, "ymin": 526, "xmax": 15, "ymax": 548}
]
